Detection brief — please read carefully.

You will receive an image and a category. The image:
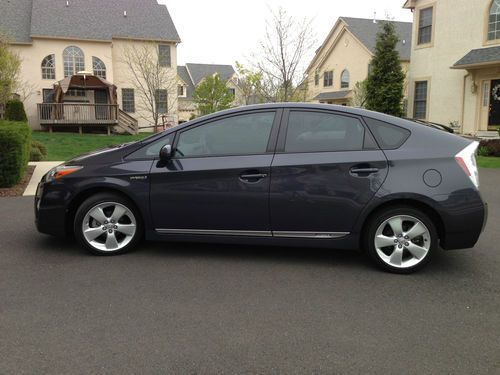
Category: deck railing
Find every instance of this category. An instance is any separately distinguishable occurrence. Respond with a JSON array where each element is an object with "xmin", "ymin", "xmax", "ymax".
[{"xmin": 37, "ymin": 103, "xmax": 119, "ymax": 124}]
